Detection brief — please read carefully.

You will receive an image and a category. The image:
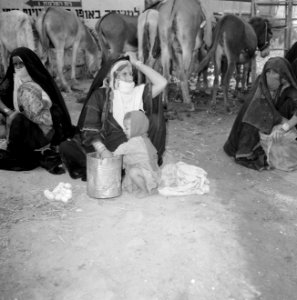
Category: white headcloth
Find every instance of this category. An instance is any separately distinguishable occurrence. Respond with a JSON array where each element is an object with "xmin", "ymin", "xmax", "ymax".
[{"xmin": 109, "ymin": 60, "xmax": 131, "ymax": 90}]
